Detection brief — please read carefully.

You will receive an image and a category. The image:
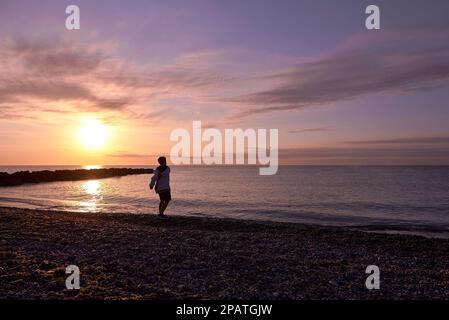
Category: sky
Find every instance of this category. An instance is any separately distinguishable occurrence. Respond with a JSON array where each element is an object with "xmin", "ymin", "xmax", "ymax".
[{"xmin": 1, "ymin": 0, "xmax": 449, "ymax": 165}]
